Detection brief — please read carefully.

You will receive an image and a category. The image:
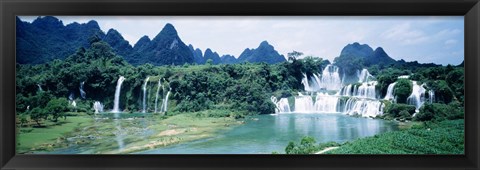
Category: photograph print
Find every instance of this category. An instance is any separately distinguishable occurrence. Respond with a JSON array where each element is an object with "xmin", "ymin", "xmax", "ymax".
[{"xmin": 15, "ymin": 16, "xmax": 464, "ymax": 154}]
